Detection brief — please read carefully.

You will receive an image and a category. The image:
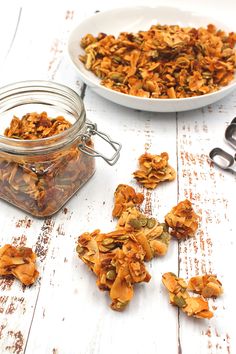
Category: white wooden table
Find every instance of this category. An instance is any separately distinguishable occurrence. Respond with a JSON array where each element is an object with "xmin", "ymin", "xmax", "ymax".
[{"xmin": 0, "ymin": 1, "xmax": 235, "ymax": 353}]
